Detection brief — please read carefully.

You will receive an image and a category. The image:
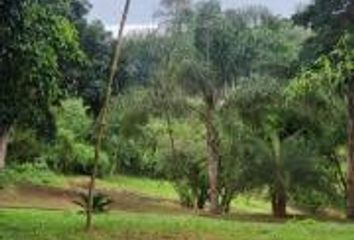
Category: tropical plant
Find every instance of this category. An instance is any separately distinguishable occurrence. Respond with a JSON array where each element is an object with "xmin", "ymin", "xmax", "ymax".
[{"xmin": 73, "ymin": 192, "xmax": 113, "ymax": 214}]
